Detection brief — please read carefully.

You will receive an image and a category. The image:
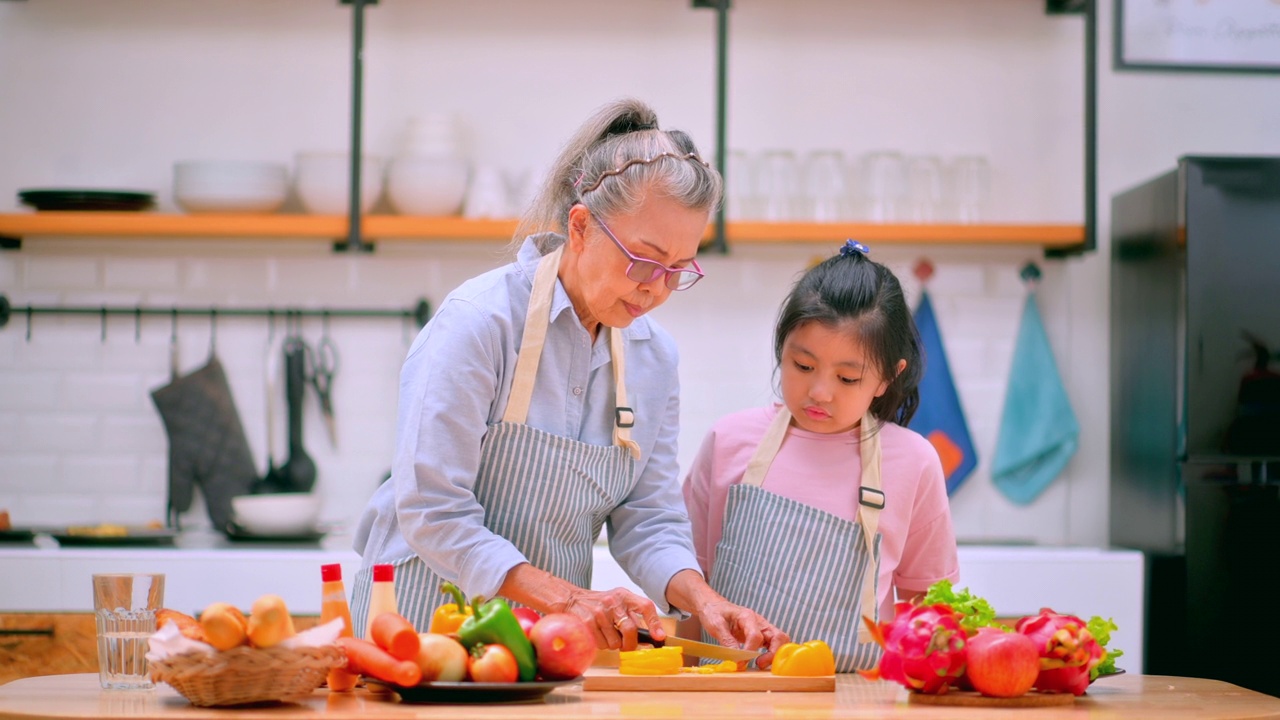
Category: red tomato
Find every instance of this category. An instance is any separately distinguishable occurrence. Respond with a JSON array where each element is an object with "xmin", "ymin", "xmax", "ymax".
[
  {"xmin": 511, "ymin": 607, "xmax": 541, "ymax": 637},
  {"xmin": 468, "ymin": 643, "xmax": 519, "ymax": 683}
]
